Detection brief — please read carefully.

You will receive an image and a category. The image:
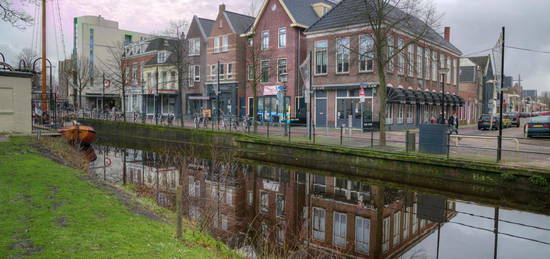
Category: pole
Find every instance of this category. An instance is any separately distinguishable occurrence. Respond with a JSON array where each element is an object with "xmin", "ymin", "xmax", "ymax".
[
  {"xmin": 340, "ymin": 125, "xmax": 343, "ymax": 145},
  {"xmin": 40, "ymin": 0, "xmax": 47, "ymax": 114},
  {"xmin": 441, "ymin": 73, "xmax": 446, "ymax": 123},
  {"xmin": 141, "ymin": 79, "xmax": 145, "ymax": 123},
  {"xmin": 217, "ymin": 60, "xmax": 220, "ymax": 128},
  {"xmin": 102, "ymin": 73, "xmax": 105, "ymax": 118},
  {"xmin": 497, "ymin": 27, "xmax": 505, "ymax": 162},
  {"xmin": 155, "ymin": 66, "xmax": 159, "ymax": 125},
  {"xmin": 176, "ymin": 185, "xmax": 183, "ymax": 239},
  {"xmin": 436, "ymin": 223, "xmax": 441, "ymax": 259},
  {"xmin": 493, "ymin": 206, "xmax": 499, "ymax": 259},
  {"xmin": 308, "ymin": 51, "xmax": 313, "ymax": 140}
]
